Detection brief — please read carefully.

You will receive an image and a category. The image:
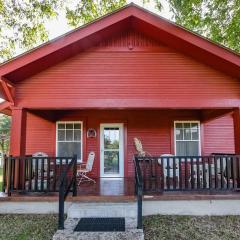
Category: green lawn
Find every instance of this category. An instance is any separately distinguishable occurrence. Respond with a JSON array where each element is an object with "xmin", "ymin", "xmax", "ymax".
[
  {"xmin": 144, "ymin": 215, "xmax": 240, "ymax": 240},
  {"xmin": 0, "ymin": 167, "xmax": 3, "ymax": 191},
  {"xmin": 0, "ymin": 214, "xmax": 240, "ymax": 239},
  {"xmin": 0, "ymin": 215, "xmax": 58, "ymax": 240}
]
